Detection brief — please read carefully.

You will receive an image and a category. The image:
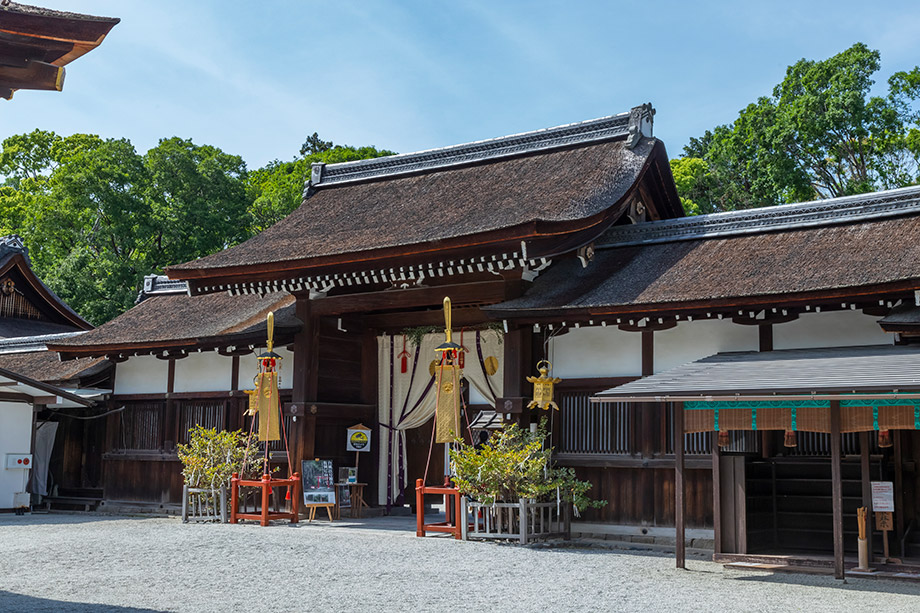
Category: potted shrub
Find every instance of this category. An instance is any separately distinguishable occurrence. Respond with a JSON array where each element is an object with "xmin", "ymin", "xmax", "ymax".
[
  {"xmin": 450, "ymin": 420, "xmax": 605, "ymax": 543},
  {"xmin": 176, "ymin": 426, "xmax": 261, "ymax": 522}
]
